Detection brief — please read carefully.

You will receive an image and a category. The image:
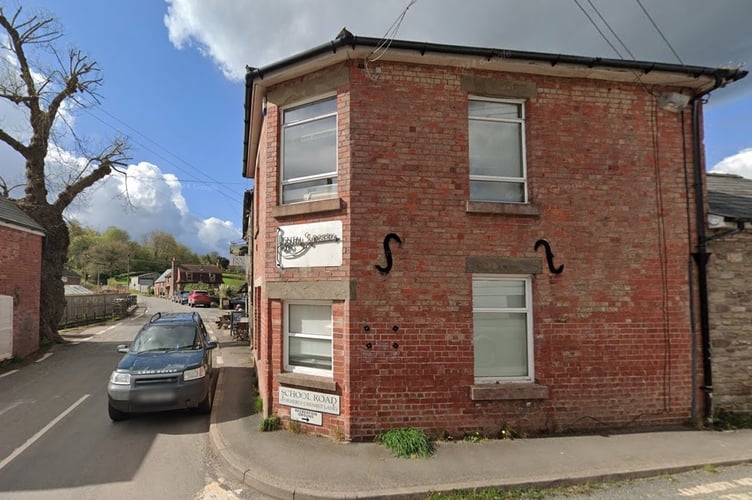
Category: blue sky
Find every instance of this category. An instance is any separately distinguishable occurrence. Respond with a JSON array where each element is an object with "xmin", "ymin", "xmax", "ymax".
[{"xmin": 0, "ymin": 0, "xmax": 750, "ymax": 255}]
